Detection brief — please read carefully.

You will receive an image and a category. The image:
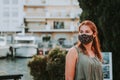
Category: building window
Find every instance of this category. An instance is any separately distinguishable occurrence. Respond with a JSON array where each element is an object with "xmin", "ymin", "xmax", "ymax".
[
  {"xmin": 3, "ymin": 11, "xmax": 9, "ymax": 17},
  {"xmin": 3, "ymin": 20, "xmax": 9, "ymax": 23},
  {"xmin": 54, "ymin": 21, "xmax": 64, "ymax": 29},
  {"xmin": 42, "ymin": 36, "xmax": 51, "ymax": 42},
  {"xmin": 3, "ymin": 0, "xmax": 9, "ymax": 4},
  {"xmin": 12, "ymin": 12, "xmax": 18, "ymax": 17},
  {"xmin": 58, "ymin": 38, "xmax": 66, "ymax": 45},
  {"xmin": 12, "ymin": 0, "xmax": 18, "ymax": 4},
  {"xmin": 12, "ymin": 20, "xmax": 18, "ymax": 26}
]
